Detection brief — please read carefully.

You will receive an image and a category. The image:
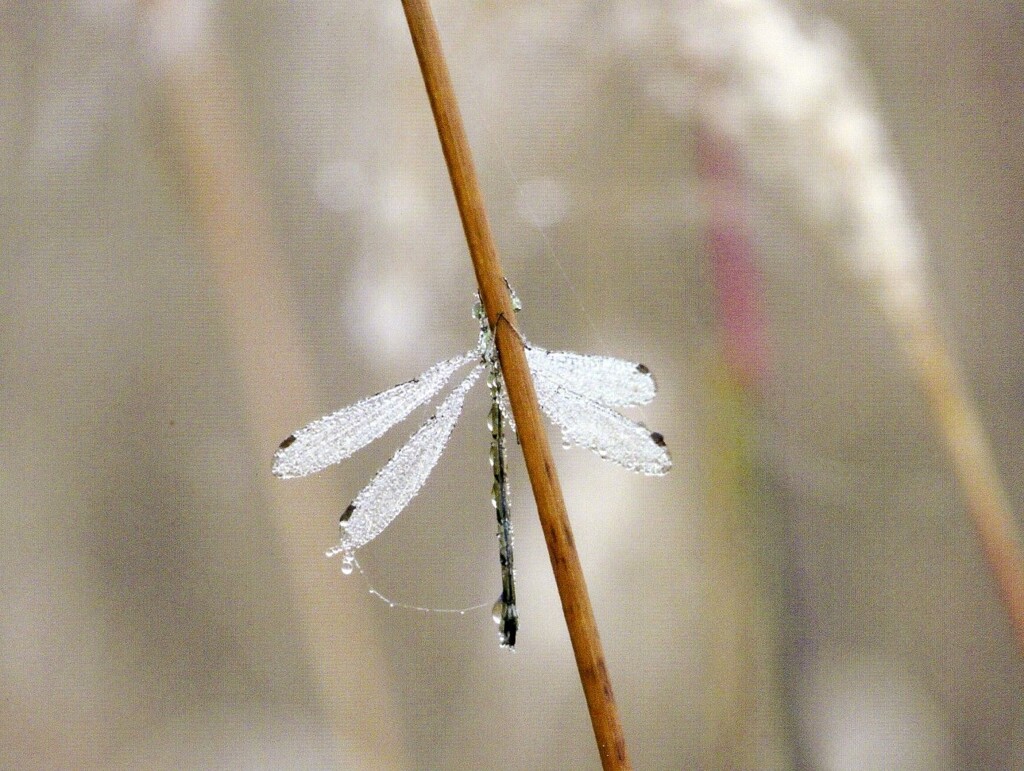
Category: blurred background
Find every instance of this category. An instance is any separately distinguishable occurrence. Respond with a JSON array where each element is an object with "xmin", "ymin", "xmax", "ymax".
[{"xmin": 1, "ymin": 0, "xmax": 1022, "ymax": 768}]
